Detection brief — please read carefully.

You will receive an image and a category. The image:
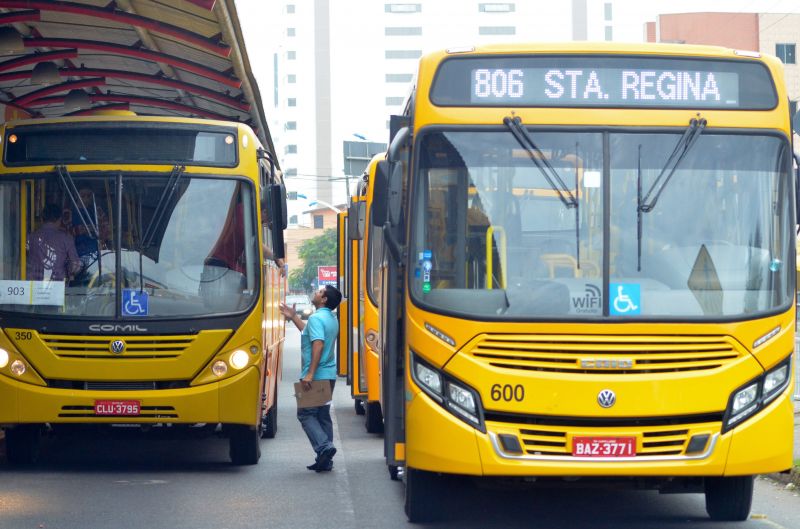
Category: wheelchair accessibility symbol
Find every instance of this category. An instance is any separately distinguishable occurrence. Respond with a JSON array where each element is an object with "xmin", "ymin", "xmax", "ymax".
[
  {"xmin": 609, "ymin": 283, "xmax": 640, "ymax": 316},
  {"xmin": 122, "ymin": 289, "xmax": 149, "ymax": 316}
]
